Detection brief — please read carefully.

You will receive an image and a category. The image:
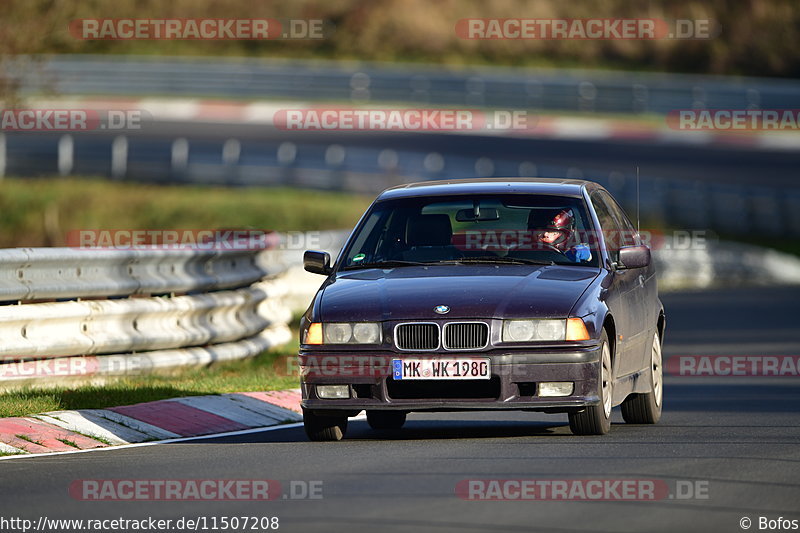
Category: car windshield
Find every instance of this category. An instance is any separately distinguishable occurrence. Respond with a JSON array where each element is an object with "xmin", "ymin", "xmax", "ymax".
[{"xmin": 341, "ymin": 194, "xmax": 600, "ymax": 269}]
